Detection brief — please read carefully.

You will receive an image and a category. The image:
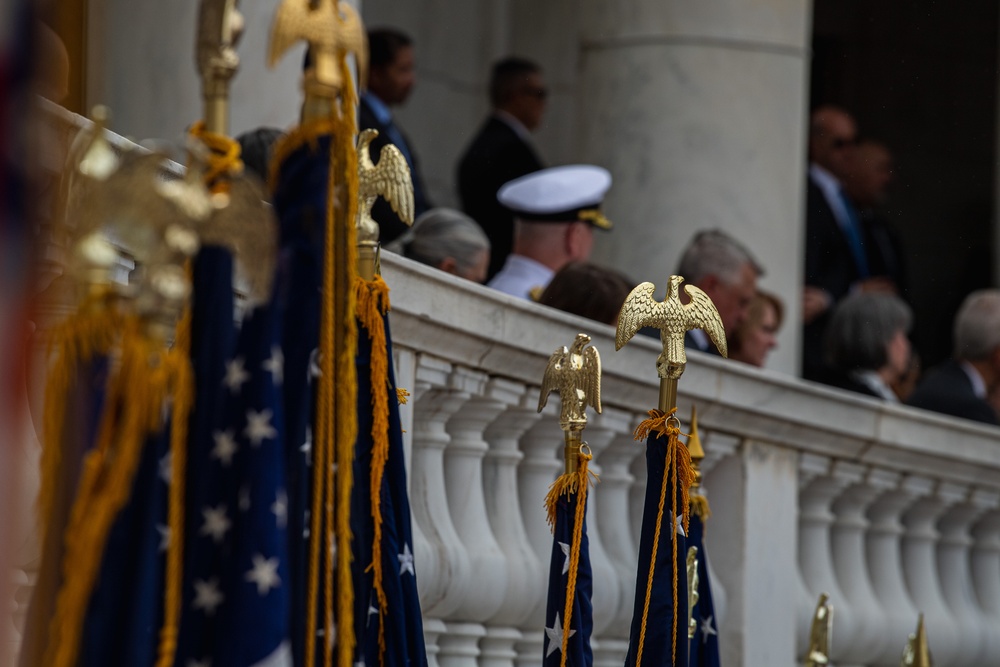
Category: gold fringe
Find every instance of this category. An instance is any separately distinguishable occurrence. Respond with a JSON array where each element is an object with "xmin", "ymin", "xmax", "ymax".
[
  {"xmin": 42, "ymin": 317, "xmax": 192, "ymax": 667},
  {"xmin": 541, "ymin": 449, "xmax": 597, "ymax": 667},
  {"xmin": 632, "ymin": 408, "xmax": 694, "ymax": 667},
  {"xmin": 356, "ymin": 276, "xmax": 392, "ymax": 662},
  {"xmin": 690, "ymin": 494, "xmax": 712, "ymax": 521},
  {"xmin": 396, "ymin": 388, "xmax": 410, "ymax": 405}
]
